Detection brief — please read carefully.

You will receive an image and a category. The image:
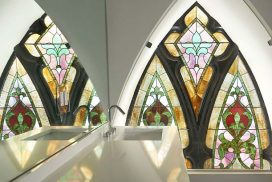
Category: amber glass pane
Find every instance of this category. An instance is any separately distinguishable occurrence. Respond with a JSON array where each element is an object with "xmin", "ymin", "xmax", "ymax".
[
  {"xmin": 42, "ymin": 68, "xmax": 57, "ymax": 99},
  {"xmin": 181, "ymin": 66, "xmax": 213, "ymax": 116},
  {"xmin": 185, "ymin": 159, "xmax": 193, "ymax": 169},
  {"xmin": 74, "ymin": 107, "xmax": 88, "ymax": 126},
  {"xmin": 164, "ymin": 33, "xmax": 180, "ymax": 57}
]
